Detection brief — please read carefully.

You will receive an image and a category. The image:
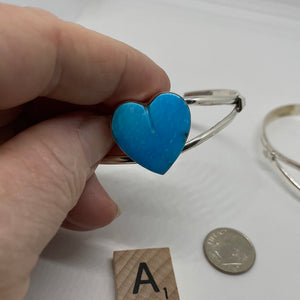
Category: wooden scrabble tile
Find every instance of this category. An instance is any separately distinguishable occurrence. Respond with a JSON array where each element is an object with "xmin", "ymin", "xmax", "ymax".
[{"xmin": 113, "ymin": 248, "xmax": 180, "ymax": 300}]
